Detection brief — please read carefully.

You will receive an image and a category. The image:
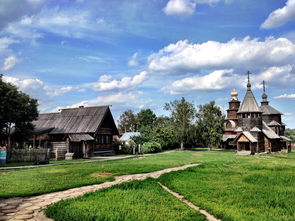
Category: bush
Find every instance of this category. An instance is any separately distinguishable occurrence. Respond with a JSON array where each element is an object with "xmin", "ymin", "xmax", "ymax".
[{"xmin": 141, "ymin": 142, "xmax": 162, "ymax": 154}]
